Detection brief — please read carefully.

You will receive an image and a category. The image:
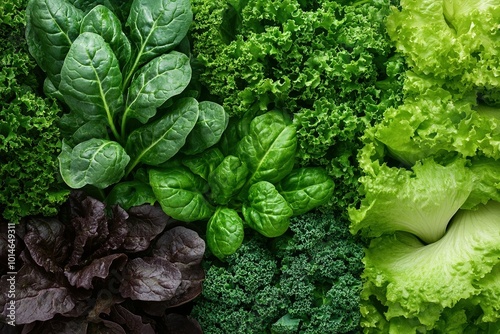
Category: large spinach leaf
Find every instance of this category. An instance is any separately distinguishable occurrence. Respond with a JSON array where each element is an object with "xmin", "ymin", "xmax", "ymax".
[
  {"xmin": 124, "ymin": 0, "xmax": 193, "ymax": 86},
  {"xmin": 123, "ymin": 51, "xmax": 192, "ymax": 126},
  {"xmin": 26, "ymin": 0, "xmax": 83, "ymax": 87},
  {"xmin": 277, "ymin": 167, "xmax": 335, "ymax": 216},
  {"xmin": 125, "ymin": 97, "xmax": 199, "ymax": 171},
  {"xmin": 80, "ymin": 5, "xmax": 131, "ymax": 69},
  {"xmin": 58, "ymin": 139, "xmax": 130, "ymax": 189},
  {"xmin": 59, "ymin": 32, "xmax": 123, "ymax": 138}
]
